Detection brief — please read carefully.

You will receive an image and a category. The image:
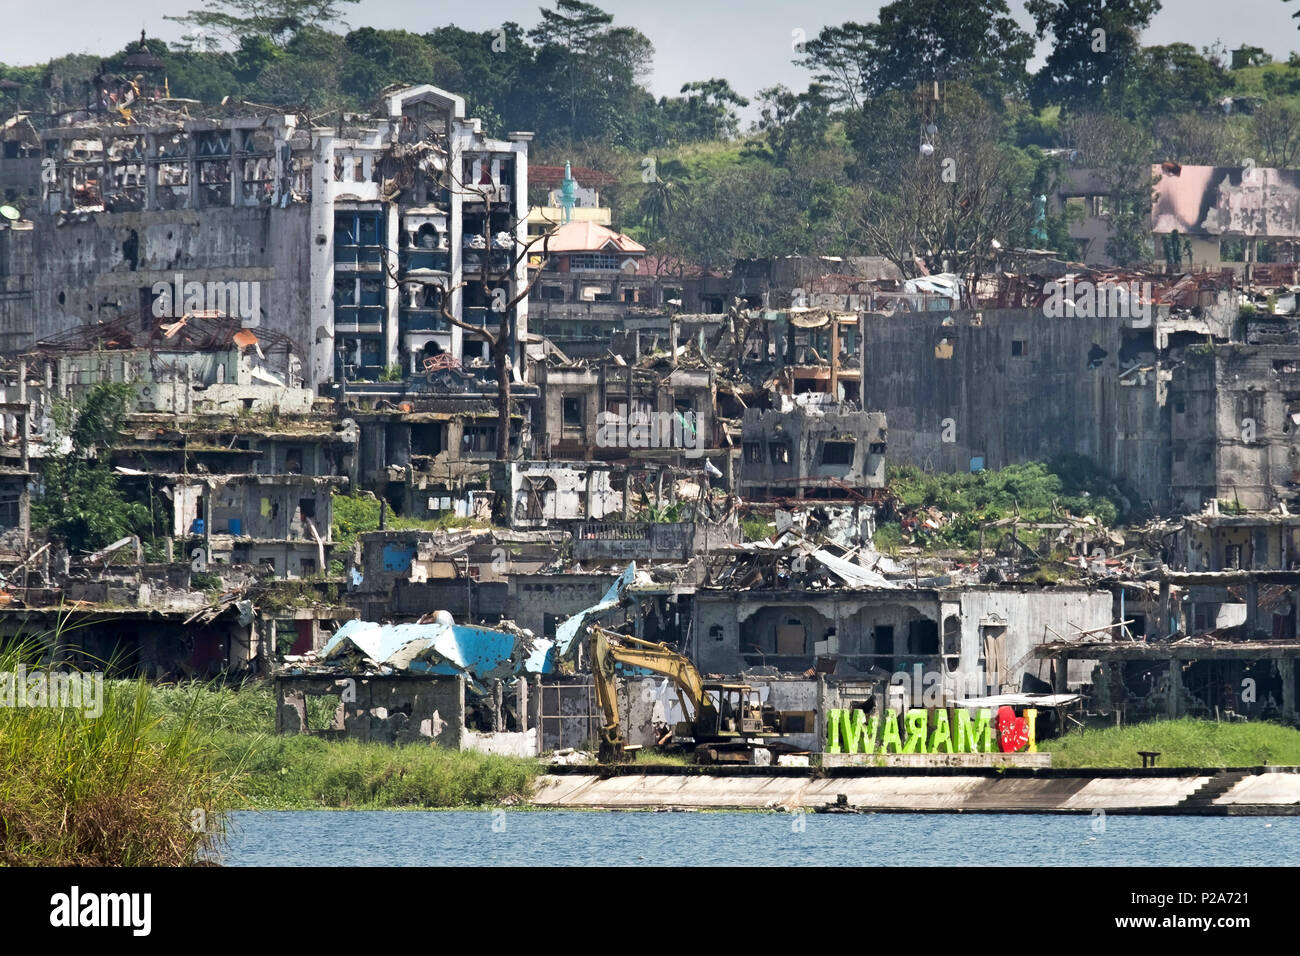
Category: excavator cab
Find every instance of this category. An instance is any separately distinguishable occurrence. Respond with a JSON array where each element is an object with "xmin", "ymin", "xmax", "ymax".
[{"xmin": 694, "ymin": 683, "xmax": 774, "ymax": 739}]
